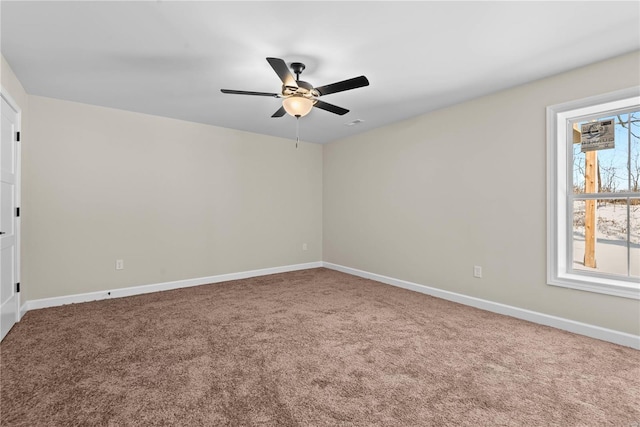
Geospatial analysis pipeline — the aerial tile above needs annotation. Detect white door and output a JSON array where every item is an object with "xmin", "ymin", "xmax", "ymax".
[{"xmin": 1, "ymin": 92, "xmax": 20, "ymax": 341}]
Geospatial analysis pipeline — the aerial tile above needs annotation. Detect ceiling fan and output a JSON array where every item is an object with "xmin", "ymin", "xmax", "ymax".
[{"xmin": 221, "ymin": 57, "xmax": 369, "ymax": 118}]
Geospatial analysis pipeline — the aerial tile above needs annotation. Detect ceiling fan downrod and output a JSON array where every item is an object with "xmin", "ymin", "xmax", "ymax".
[{"xmin": 290, "ymin": 62, "xmax": 305, "ymax": 82}]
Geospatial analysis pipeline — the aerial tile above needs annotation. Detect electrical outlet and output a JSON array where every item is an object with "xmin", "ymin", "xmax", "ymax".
[
  {"xmin": 473, "ymin": 265, "xmax": 482, "ymax": 278},
  {"xmin": 115, "ymin": 259, "xmax": 124, "ymax": 270},
  {"xmin": 302, "ymin": 243, "xmax": 308, "ymax": 251}
]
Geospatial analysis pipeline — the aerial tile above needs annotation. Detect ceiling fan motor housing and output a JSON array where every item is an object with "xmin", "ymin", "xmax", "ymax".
[{"xmin": 283, "ymin": 80, "xmax": 317, "ymax": 99}]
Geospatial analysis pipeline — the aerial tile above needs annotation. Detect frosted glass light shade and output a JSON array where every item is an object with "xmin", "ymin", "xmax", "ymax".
[{"xmin": 282, "ymin": 96, "xmax": 314, "ymax": 117}]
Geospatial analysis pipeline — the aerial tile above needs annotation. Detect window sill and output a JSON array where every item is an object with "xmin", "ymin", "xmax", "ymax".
[{"xmin": 549, "ymin": 273, "xmax": 640, "ymax": 299}]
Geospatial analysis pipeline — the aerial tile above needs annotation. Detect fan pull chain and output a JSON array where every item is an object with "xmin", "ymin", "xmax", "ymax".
[{"xmin": 296, "ymin": 116, "xmax": 300, "ymax": 149}]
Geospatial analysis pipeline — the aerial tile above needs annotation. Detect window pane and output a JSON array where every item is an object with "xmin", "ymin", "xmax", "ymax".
[
  {"xmin": 631, "ymin": 113, "xmax": 640, "ymax": 193},
  {"xmin": 599, "ymin": 114, "xmax": 627, "ymax": 192},
  {"xmin": 572, "ymin": 199, "xmax": 630, "ymax": 277},
  {"xmin": 631, "ymin": 200, "xmax": 639, "ymax": 278},
  {"xmin": 573, "ymin": 112, "xmax": 640, "ymax": 194},
  {"xmin": 572, "ymin": 145, "xmax": 585, "ymax": 194}
]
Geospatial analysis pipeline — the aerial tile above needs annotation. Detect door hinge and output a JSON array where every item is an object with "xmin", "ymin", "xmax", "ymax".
[
  {"xmin": 16, "ymin": 131, "xmax": 20, "ymax": 142},
  {"xmin": 16, "ymin": 282, "xmax": 20, "ymax": 293},
  {"xmin": 16, "ymin": 207, "xmax": 20, "ymax": 217}
]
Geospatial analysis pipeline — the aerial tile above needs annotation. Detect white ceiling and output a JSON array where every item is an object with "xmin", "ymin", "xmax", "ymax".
[{"xmin": 1, "ymin": 1, "xmax": 639, "ymax": 144}]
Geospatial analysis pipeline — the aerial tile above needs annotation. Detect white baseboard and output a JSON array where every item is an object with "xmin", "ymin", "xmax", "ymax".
[
  {"xmin": 19, "ymin": 302, "xmax": 28, "ymax": 320},
  {"xmin": 19, "ymin": 260, "xmax": 639, "ymax": 350},
  {"xmin": 24, "ymin": 262, "xmax": 323, "ymax": 312},
  {"xmin": 322, "ymin": 262, "xmax": 640, "ymax": 350}
]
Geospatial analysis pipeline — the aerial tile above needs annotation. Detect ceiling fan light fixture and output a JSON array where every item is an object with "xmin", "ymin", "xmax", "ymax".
[{"xmin": 282, "ymin": 95, "xmax": 314, "ymax": 117}]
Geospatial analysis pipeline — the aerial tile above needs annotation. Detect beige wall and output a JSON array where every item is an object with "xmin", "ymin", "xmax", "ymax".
[
  {"xmin": 4, "ymin": 51, "xmax": 639, "ymax": 335},
  {"xmin": 24, "ymin": 96, "xmax": 322, "ymax": 301},
  {"xmin": 324, "ymin": 51, "xmax": 640, "ymax": 335}
]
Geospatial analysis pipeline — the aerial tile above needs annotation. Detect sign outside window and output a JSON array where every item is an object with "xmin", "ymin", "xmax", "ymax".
[{"xmin": 580, "ymin": 119, "xmax": 615, "ymax": 152}]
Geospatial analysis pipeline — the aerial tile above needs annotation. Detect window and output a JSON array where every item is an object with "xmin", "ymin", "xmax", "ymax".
[{"xmin": 547, "ymin": 87, "xmax": 640, "ymax": 299}]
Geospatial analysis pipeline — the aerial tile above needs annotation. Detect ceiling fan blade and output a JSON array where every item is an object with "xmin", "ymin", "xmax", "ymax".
[
  {"xmin": 266, "ymin": 57, "xmax": 298, "ymax": 88},
  {"xmin": 313, "ymin": 100, "xmax": 349, "ymax": 116},
  {"xmin": 314, "ymin": 76, "xmax": 369, "ymax": 96},
  {"xmin": 221, "ymin": 89, "xmax": 279, "ymax": 97},
  {"xmin": 271, "ymin": 106, "xmax": 286, "ymax": 118}
]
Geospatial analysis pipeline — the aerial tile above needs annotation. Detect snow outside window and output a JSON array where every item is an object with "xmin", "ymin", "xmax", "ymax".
[{"xmin": 547, "ymin": 87, "xmax": 640, "ymax": 299}]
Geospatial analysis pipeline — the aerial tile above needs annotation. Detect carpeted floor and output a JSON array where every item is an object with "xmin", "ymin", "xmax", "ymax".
[{"xmin": 1, "ymin": 268, "xmax": 638, "ymax": 426}]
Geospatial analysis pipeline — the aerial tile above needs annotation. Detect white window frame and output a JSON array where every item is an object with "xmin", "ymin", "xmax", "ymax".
[{"xmin": 547, "ymin": 86, "xmax": 640, "ymax": 300}]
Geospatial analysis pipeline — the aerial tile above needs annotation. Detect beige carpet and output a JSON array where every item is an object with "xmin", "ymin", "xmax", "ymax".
[{"xmin": 1, "ymin": 268, "xmax": 638, "ymax": 426}]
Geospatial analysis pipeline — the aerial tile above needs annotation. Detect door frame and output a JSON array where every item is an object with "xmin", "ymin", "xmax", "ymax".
[{"xmin": 1, "ymin": 86, "xmax": 22, "ymax": 323}]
